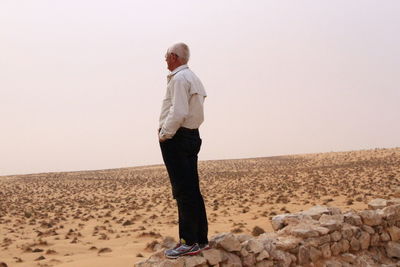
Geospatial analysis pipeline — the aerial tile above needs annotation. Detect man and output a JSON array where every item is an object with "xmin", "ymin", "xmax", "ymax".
[{"xmin": 158, "ymin": 42, "xmax": 208, "ymax": 259}]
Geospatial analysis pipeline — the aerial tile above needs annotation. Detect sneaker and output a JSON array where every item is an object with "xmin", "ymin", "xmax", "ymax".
[
  {"xmin": 199, "ymin": 243, "xmax": 210, "ymax": 251},
  {"xmin": 164, "ymin": 243, "xmax": 201, "ymax": 259}
]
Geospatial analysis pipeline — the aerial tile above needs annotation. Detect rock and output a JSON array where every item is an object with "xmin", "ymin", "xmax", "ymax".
[
  {"xmin": 330, "ymin": 242, "xmax": 342, "ymax": 256},
  {"xmin": 240, "ymin": 247, "xmax": 248, "ymax": 257},
  {"xmin": 304, "ymin": 235, "xmax": 331, "ymax": 247},
  {"xmin": 370, "ymin": 233, "xmax": 380, "ymax": 246},
  {"xmin": 339, "ymin": 238, "xmax": 350, "ymax": 253},
  {"xmin": 341, "ymin": 225, "xmax": 354, "ymax": 240},
  {"xmin": 302, "ymin": 206, "xmax": 332, "ymax": 220},
  {"xmin": 98, "ymin": 247, "xmax": 112, "ymax": 254},
  {"xmin": 243, "ymin": 239, "xmax": 264, "ymax": 254},
  {"xmin": 344, "ymin": 212, "xmax": 362, "ymax": 226},
  {"xmin": 202, "ymin": 249, "xmax": 222, "ymax": 265},
  {"xmin": 381, "ymin": 204, "xmax": 400, "ymax": 221},
  {"xmin": 184, "ymin": 255, "xmax": 206, "ymax": 267},
  {"xmin": 298, "ymin": 245, "xmax": 310, "ymax": 265},
  {"xmin": 387, "ymin": 226, "xmax": 400, "ymax": 241},
  {"xmin": 387, "ymin": 198, "xmax": 400, "ymax": 206},
  {"xmin": 0, "ymin": 263, "xmax": 7, "ymax": 267},
  {"xmin": 34, "ymin": 256, "xmax": 45, "ymax": 261},
  {"xmin": 274, "ymin": 236, "xmax": 301, "ymax": 250},
  {"xmin": 252, "ymin": 226, "xmax": 265, "ymax": 236},
  {"xmin": 210, "ymin": 233, "xmax": 241, "ymax": 252},
  {"xmin": 309, "ymin": 246, "xmax": 322, "ymax": 261},
  {"xmin": 386, "ymin": 241, "xmax": 400, "ymax": 259},
  {"xmin": 359, "ymin": 210, "xmax": 382, "ymax": 226},
  {"xmin": 323, "ymin": 260, "xmax": 343, "ymax": 267},
  {"xmin": 159, "ymin": 259, "xmax": 185, "ymax": 267},
  {"xmin": 285, "ymin": 223, "xmax": 328, "ymax": 238},
  {"xmin": 368, "ymin": 198, "xmax": 387, "ymax": 210},
  {"xmin": 256, "ymin": 250, "xmax": 270, "ymax": 261},
  {"xmin": 242, "ymin": 254, "xmax": 256, "ymax": 267},
  {"xmin": 161, "ymin": 236, "xmax": 176, "ymax": 249},
  {"xmin": 220, "ymin": 251, "xmax": 242, "ymax": 267},
  {"xmin": 236, "ymin": 234, "xmax": 253, "ymax": 243},
  {"xmin": 255, "ymin": 260, "xmax": 274, "ymax": 267},
  {"xmin": 319, "ymin": 214, "xmax": 344, "ymax": 232},
  {"xmin": 271, "ymin": 213, "xmax": 312, "ymax": 231},
  {"xmin": 330, "ymin": 231, "xmax": 342, "ymax": 242},
  {"xmin": 359, "ymin": 231, "xmax": 370, "ymax": 250},
  {"xmin": 380, "ymin": 231, "xmax": 391, "ymax": 242},
  {"xmin": 341, "ymin": 253, "xmax": 357, "ymax": 263},
  {"xmin": 350, "ymin": 237, "xmax": 360, "ymax": 251},
  {"xmin": 321, "ymin": 243, "xmax": 332, "ymax": 258},
  {"xmin": 361, "ymin": 225, "xmax": 375, "ymax": 234}
]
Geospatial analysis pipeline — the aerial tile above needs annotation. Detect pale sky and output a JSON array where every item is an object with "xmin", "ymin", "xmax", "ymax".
[{"xmin": 1, "ymin": 0, "xmax": 399, "ymax": 176}]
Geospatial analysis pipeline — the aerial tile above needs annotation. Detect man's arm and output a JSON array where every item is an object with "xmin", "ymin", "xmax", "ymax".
[{"xmin": 159, "ymin": 78, "xmax": 190, "ymax": 141}]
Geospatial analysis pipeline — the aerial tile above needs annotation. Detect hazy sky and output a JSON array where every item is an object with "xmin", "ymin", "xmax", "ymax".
[{"xmin": 1, "ymin": 1, "xmax": 399, "ymax": 176}]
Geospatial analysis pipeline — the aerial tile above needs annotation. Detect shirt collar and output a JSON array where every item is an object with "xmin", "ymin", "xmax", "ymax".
[{"xmin": 167, "ymin": 64, "xmax": 188, "ymax": 79}]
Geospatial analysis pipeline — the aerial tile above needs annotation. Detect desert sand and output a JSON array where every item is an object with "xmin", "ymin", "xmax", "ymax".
[{"xmin": 0, "ymin": 147, "xmax": 399, "ymax": 266}]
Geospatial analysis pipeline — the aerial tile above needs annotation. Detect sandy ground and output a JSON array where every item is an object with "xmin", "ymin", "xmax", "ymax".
[{"xmin": 0, "ymin": 147, "xmax": 399, "ymax": 266}]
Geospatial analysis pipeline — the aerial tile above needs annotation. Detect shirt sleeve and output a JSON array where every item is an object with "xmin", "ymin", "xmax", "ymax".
[{"xmin": 159, "ymin": 78, "xmax": 190, "ymax": 139}]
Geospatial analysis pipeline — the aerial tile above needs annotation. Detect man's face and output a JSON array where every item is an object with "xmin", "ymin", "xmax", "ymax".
[{"xmin": 165, "ymin": 52, "xmax": 179, "ymax": 71}]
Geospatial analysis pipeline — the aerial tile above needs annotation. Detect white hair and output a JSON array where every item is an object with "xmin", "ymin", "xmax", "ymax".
[{"xmin": 168, "ymin": 42, "xmax": 190, "ymax": 64}]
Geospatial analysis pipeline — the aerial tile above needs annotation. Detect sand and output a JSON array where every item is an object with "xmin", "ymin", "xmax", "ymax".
[{"xmin": 0, "ymin": 147, "xmax": 399, "ymax": 266}]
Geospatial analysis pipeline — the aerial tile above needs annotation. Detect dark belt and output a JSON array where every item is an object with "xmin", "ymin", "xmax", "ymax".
[{"xmin": 177, "ymin": 127, "xmax": 198, "ymax": 133}]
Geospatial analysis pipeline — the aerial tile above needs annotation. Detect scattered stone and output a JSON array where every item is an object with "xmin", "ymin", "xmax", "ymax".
[
  {"xmin": 34, "ymin": 256, "xmax": 45, "ymax": 261},
  {"xmin": 252, "ymin": 226, "xmax": 265, "ymax": 236},
  {"xmin": 98, "ymin": 247, "xmax": 112, "ymax": 254},
  {"xmin": 0, "ymin": 263, "xmax": 7, "ymax": 267}
]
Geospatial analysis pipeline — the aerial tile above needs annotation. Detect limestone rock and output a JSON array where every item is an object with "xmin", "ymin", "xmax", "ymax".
[
  {"xmin": 298, "ymin": 245, "xmax": 310, "ymax": 265},
  {"xmin": 309, "ymin": 246, "xmax": 322, "ymax": 262},
  {"xmin": 387, "ymin": 226, "xmax": 400, "ymax": 241},
  {"xmin": 359, "ymin": 210, "xmax": 382, "ymax": 226},
  {"xmin": 255, "ymin": 260, "xmax": 274, "ymax": 267},
  {"xmin": 243, "ymin": 239, "xmax": 264, "ymax": 254},
  {"xmin": 386, "ymin": 241, "xmax": 400, "ymax": 259},
  {"xmin": 330, "ymin": 231, "xmax": 342, "ymax": 242},
  {"xmin": 319, "ymin": 214, "xmax": 344, "ymax": 232},
  {"xmin": 221, "ymin": 251, "xmax": 242, "ymax": 267},
  {"xmin": 368, "ymin": 198, "xmax": 387, "ymax": 210},
  {"xmin": 202, "ymin": 249, "xmax": 222, "ymax": 265},
  {"xmin": 339, "ymin": 239, "xmax": 350, "ymax": 253},
  {"xmin": 302, "ymin": 206, "xmax": 333, "ymax": 220},
  {"xmin": 350, "ymin": 237, "xmax": 360, "ymax": 251},
  {"xmin": 274, "ymin": 236, "xmax": 301, "ymax": 250},
  {"xmin": 242, "ymin": 254, "xmax": 256, "ymax": 267},
  {"xmin": 256, "ymin": 250, "xmax": 270, "ymax": 261},
  {"xmin": 236, "ymin": 234, "xmax": 253, "ymax": 243},
  {"xmin": 341, "ymin": 253, "xmax": 357, "ymax": 263},
  {"xmin": 358, "ymin": 231, "xmax": 370, "ymax": 250},
  {"xmin": 380, "ymin": 231, "xmax": 391, "ymax": 242},
  {"xmin": 330, "ymin": 242, "xmax": 342, "ymax": 256},
  {"xmin": 344, "ymin": 212, "xmax": 362, "ymax": 226},
  {"xmin": 321, "ymin": 243, "xmax": 332, "ymax": 258},
  {"xmin": 0, "ymin": 263, "xmax": 7, "ymax": 267},
  {"xmin": 271, "ymin": 213, "xmax": 312, "ymax": 231},
  {"xmin": 184, "ymin": 255, "xmax": 206, "ymax": 267},
  {"xmin": 387, "ymin": 198, "xmax": 400, "ymax": 206},
  {"xmin": 211, "ymin": 233, "xmax": 241, "ymax": 252},
  {"xmin": 381, "ymin": 204, "xmax": 400, "ymax": 221}
]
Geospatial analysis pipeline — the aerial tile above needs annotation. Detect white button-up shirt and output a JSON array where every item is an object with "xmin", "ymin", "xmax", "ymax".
[{"xmin": 159, "ymin": 64, "xmax": 207, "ymax": 139}]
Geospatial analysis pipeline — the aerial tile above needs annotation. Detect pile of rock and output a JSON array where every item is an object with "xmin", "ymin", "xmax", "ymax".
[{"xmin": 135, "ymin": 198, "xmax": 400, "ymax": 266}]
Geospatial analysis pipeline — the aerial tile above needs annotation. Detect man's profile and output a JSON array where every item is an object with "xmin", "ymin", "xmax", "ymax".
[{"xmin": 158, "ymin": 42, "xmax": 209, "ymax": 258}]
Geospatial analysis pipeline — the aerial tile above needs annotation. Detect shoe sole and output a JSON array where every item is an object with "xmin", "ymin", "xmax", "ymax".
[{"xmin": 164, "ymin": 248, "xmax": 202, "ymax": 259}]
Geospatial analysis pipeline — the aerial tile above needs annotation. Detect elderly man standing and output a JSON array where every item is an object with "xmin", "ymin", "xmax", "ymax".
[{"xmin": 158, "ymin": 42, "xmax": 208, "ymax": 258}]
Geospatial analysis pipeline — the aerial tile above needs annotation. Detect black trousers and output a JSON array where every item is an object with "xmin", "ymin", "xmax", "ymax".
[{"xmin": 160, "ymin": 128, "xmax": 208, "ymax": 245}]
